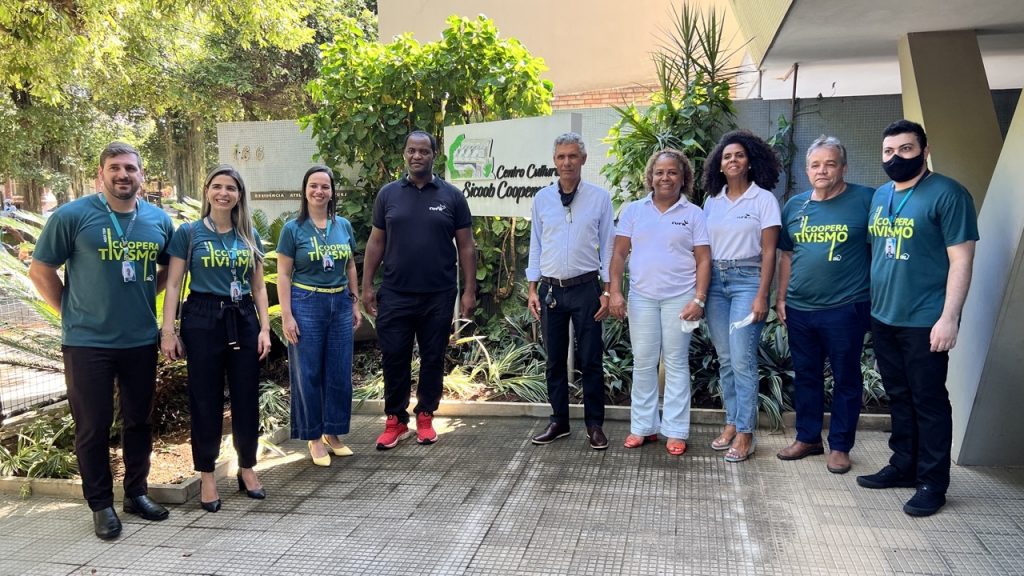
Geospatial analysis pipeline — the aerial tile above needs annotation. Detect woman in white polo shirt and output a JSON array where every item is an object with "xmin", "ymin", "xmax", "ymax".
[
  {"xmin": 700, "ymin": 130, "xmax": 782, "ymax": 463},
  {"xmin": 609, "ymin": 148, "xmax": 711, "ymax": 455}
]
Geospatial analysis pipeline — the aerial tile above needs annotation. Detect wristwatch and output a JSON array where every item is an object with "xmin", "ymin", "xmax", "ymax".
[
  {"xmin": 693, "ymin": 297, "xmax": 705, "ymax": 308},
  {"xmin": 601, "ymin": 291, "xmax": 611, "ymax": 298}
]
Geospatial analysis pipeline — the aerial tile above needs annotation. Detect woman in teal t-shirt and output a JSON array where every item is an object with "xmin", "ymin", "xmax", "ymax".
[
  {"xmin": 276, "ymin": 165, "xmax": 362, "ymax": 466},
  {"xmin": 160, "ymin": 165, "xmax": 272, "ymax": 512}
]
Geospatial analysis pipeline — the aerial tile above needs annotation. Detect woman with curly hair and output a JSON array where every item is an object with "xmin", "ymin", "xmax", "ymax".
[
  {"xmin": 609, "ymin": 149, "xmax": 710, "ymax": 455},
  {"xmin": 701, "ymin": 130, "xmax": 782, "ymax": 463}
]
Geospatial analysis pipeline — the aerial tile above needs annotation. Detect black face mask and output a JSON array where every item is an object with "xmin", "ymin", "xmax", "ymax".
[{"xmin": 883, "ymin": 152, "xmax": 926, "ymax": 182}]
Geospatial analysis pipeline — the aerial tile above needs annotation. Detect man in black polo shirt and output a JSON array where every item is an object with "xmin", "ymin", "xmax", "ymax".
[{"xmin": 363, "ymin": 130, "xmax": 477, "ymax": 450}]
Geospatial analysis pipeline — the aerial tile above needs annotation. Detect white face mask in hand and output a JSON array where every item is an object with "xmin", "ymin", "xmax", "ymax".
[
  {"xmin": 681, "ymin": 319, "xmax": 700, "ymax": 333},
  {"xmin": 729, "ymin": 313, "xmax": 755, "ymax": 334}
]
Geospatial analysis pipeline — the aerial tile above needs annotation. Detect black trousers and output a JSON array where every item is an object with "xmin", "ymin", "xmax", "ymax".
[
  {"xmin": 871, "ymin": 319, "xmax": 952, "ymax": 492},
  {"xmin": 63, "ymin": 344, "xmax": 157, "ymax": 511},
  {"xmin": 539, "ymin": 280, "xmax": 605, "ymax": 427},
  {"xmin": 376, "ymin": 286, "xmax": 457, "ymax": 424},
  {"xmin": 180, "ymin": 293, "xmax": 261, "ymax": 472}
]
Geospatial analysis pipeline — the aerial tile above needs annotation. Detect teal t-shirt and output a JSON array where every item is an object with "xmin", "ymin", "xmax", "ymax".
[
  {"xmin": 868, "ymin": 172, "xmax": 979, "ymax": 327},
  {"xmin": 779, "ymin": 183, "xmax": 873, "ymax": 311},
  {"xmin": 168, "ymin": 221, "xmax": 263, "ymax": 297},
  {"xmin": 33, "ymin": 194, "xmax": 174, "ymax": 348},
  {"xmin": 276, "ymin": 216, "xmax": 355, "ymax": 288}
]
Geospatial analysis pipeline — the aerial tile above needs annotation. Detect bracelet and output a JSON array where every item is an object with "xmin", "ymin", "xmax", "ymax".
[{"xmin": 160, "ymin": 331, "xmax": 177, "ymax": 338}]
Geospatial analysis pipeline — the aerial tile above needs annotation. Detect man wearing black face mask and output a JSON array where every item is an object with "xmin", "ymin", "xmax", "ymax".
[{"xmin": 858, "ymin": 120, "xmax": 979, "ymax": 517}]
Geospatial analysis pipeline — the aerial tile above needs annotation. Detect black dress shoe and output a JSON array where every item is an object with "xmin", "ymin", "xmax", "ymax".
[
  {"xmin": 531, "ymin": 422, "xmax": 570, "ymax": 445},
  {"xmin": 93, "ymin": 507, "xmax": 122, "ymax": 540},
  {"xmin": 238, "ymin": 474, "xmax": 266, "ymax": 500},
  {"xmin": 856, "ymin": 464, "xmax": 916, "ymax": 490},
  {"xmin": 586, "ymin": 425, "xmax": 609, "ymax": 450},
  {"xmin": 123, "ymin": 495, "xmax": 169, "ymax": 521},
  {"xmin": 200, "ymin": 499, "xmax": 222, "ymax": 513},
  {"xmin": 903, "ymin": 484, "xmax": 946, "ymax": 517}
]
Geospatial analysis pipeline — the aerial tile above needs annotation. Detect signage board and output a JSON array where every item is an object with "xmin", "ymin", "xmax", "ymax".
[{"xmin": 443, "ymin": 114, "xmax": 582, "ymax": 217}]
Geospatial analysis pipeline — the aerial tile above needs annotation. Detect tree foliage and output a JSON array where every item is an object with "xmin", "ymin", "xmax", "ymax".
[
  {"xmin": 601, "ymin": 2, "xmax": 744, "ymax": 208},
  {"xmin": 303, "ymin": 15, "xmax": 552, "ymax": 324},
  {"xmin": 0, "ymin": 0, "xmax": 375, "ymax": 205},
  {"xmin": 305, "ymin": 14, "xmax": 553, "ymax": 191}
]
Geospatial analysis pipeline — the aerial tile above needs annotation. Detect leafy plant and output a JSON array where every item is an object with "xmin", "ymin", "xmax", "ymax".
[
  {"xmin": 0, "ymin": 412, "xmax": 78, "ymax": 479},
  {"xmin": 257, "ymin": 380, "xmax": 290, "ymax": 433},
  {"xmin": 601, "ymin": 2, "xmax": 746, "ymax": 208}
]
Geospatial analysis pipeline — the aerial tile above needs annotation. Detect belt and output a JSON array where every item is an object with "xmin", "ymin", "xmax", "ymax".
[
  {"xmin": 185, "ymin": 291, "xmax": 253, "ymax": 350},
  {"xmin": 712, "ymin": 256, "xmax": 762, "ymax": 269},
  {"xmin": 293, "ymin": 282, "xmax": 347, "ymax": 294},
  {"xmin": 540, "ymin": 271, "xmax": 599, "ymax": 288}
]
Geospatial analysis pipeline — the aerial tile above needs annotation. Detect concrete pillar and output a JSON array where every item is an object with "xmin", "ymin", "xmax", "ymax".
[
  {"xmin": 948, "ymin": 95, "xmax": 1024, "ymax": 466},
  {"xmin": 897, "ymin": 30, "xmax": 1002, "ymax": 210}
]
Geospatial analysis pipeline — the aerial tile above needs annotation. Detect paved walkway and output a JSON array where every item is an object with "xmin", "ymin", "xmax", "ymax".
[{"xmin": 1, "ymin": 415, "xmax": 1022, "ymax": 575}]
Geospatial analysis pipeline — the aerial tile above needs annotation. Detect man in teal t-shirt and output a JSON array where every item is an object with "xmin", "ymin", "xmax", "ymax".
[
  {"xmin": 29, "ymin": 142, "xmax": 174, "ymax": 540},
  {"xmin": 856, "ymin": 120, "xmax": 979, "ymax": 518},
  {"xmin": 775, "ymin": 136, "xmax": 872, "ymax": 475}
]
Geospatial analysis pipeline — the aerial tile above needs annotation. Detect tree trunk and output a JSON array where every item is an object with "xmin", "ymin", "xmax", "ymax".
[
  {"xmin": 18, "ymin": 180, "xmax": 40, "ymax": 212},
  {"xmin": 160, "ymin": 117, "xmax": 180, "ymax": 201},
  {"xmin": 184, "ymin": 117, "xmax": 206, "ymax": 200}
]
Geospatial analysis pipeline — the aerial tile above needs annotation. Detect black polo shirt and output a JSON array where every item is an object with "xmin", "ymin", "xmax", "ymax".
[{"xmin": 372, "ymin": 174, "xmax": 472, "ymax": 292}]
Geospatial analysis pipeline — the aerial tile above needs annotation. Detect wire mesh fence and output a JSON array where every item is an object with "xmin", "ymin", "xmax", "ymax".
[{"xmin": 0, "ymin": 292, "xmax": 65, "ymax": 420}]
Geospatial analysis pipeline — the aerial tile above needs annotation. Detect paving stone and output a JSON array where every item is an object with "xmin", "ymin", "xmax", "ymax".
[{"xmin": 0, "ymin": 416, "xmax": 1021, "ymax": 575}]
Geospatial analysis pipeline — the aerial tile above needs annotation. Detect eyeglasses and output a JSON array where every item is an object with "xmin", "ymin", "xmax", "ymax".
[{"xmin": 564, "ymin": 206, "xmax": 572, "ymax": 224}]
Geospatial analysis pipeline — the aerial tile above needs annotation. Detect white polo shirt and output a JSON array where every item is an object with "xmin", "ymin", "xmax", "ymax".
[
  {"xmin": 616, "ymin": 194, "xmax": 709, "ymax": 300},
  {"xmin": 702, "ymin": 183, "xmax": 781, "ymax": 260}
]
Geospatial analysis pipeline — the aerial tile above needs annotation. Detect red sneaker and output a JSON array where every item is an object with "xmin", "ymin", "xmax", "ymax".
[
  {"xmin": 416, "ymin": 412, "xmax": 438, "ymax": 445},
  {"xmin": 375, "ymin": 415, "xmax": 411, "ymax": 450}
]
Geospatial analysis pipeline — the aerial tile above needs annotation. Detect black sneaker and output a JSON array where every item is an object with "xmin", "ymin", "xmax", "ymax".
[
  {"xmin": 856, "ymin": 464, "xmax": 916, "ymax": 489},
  {"xmin": 904, "ymin": 485, "xmax": 946, "ymax": 517}
]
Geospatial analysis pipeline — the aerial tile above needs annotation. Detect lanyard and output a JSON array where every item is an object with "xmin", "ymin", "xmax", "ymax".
[
  {"xmin": 310, "ymin": 217, "xmax": 334, "ymax": 246},
  {"xmin": 886, "ymin": 171, "xmax": 929, "ymax": 225},
  {"xmin": 98, "ymin": 193, "xmax": 137, "ymax": 261},
  {"xmin": 207, "ymin": 217, "xmax": 239, "ymax": 281}
]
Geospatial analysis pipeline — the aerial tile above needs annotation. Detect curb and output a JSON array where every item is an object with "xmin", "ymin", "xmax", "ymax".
[
  {"xmin": 352, "ymin": 399, "xmax": 892, "ymax": 431},
  {"xmin": 0, "ymin": 426, "xmax": 290, "ymax": 504}
]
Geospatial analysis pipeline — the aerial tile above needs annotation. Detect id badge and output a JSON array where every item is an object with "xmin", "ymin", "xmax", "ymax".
[
  {"xmin": 884, "ymin": 238, "xmax": 897, "ymax": 259},
  {"xmin": 322, "ymin": 253, "xmax": 335, "ymax": 272},
  {"xmin": 229, "ymin": 281, "xmax": 242, "ymax": 302},
  {"xmin": 121, "ymin": 260, "xmax": 136, "ymax": 283}
]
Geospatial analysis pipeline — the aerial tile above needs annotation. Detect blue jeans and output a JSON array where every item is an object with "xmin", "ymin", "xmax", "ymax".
[
  {"xmin": 288, "ymin": 286, "xmax": 353, "ymax": 440},
  {"xmin": 627, "ymin": 292, "xmax": 694, "ymax": 439},
  {"xmin": 706, "ymin": 266, "xmax": 764, "ymax": 433},
  {"xmin": 787, "ymin": 302, "xmax": 870, "ymax": 452}
]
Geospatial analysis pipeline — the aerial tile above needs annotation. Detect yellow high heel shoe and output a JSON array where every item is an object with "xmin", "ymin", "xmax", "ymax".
[
  {"xmin": 322, "ymin": 435, "xmax": 353, "ymax": 457},
  {"xmin": 308, "ymin": 440, "xmax": 331, "ymax": 467}
]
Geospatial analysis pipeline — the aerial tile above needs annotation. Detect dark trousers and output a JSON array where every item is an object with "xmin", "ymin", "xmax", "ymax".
[
  {"xmin": 63, "ymin": 344, "xmax": 157, "ymax": 511},
  {"xmin": 787, "ymin": 302, "xmax": 870, "ymax": 452},
  {"xmin": 539, "ymin": 280, "xmax": 605, "ymax": 427},
  {"xmin": 180, "ymin": 293, "xmax": 261, "ymax": 472},
  {"xmin": 871, "ymin": 319, "xmax": 952, "ymax": 492},
  {"xmin": 376, "ymin": 286, "xmax": 457, "ymax": 424}
]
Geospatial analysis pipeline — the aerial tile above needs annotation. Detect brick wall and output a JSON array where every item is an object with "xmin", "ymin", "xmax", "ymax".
[{"xmin": 552, "ymin": 85, "xmax": 657, "ymax": 110}]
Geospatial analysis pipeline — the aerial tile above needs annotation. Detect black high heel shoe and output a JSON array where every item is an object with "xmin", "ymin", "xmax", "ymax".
[
  {"xmin": 199, "ymin": 474, "xmax": 221, "ymax": 512},
  {"xmin": 237, "ymin": 474, "xmax": 266, "ymax": 500}
]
